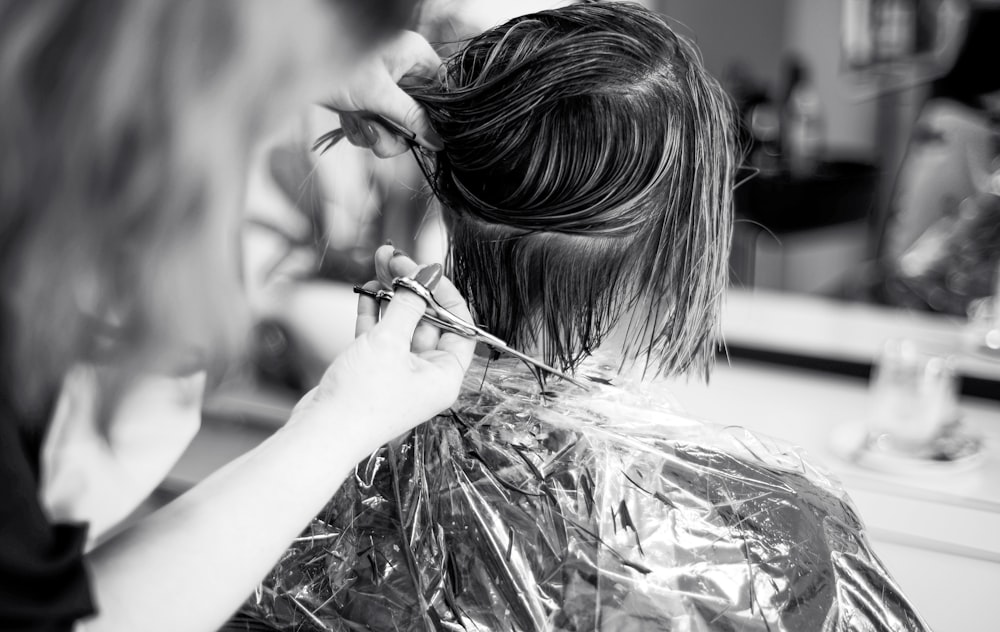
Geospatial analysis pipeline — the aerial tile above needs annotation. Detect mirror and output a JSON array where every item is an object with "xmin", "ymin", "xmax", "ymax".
[{"xmin": 658, "ymin": 0, "xmax": 1000, "ymax": 322}]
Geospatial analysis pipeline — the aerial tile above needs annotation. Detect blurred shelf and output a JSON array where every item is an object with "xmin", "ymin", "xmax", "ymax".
[
  {"xmin": 734, "ymin": 159, "xmax": 878, "ymax": 232},
  {"xmin": 722, "ymin": 288, "xmax": 1000, "ymax": 397}
]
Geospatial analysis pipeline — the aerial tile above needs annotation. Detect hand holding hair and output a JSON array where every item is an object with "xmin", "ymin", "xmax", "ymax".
[{"xmin": 329, "ymin": 31, "xmax": 445, "ymax": 157}]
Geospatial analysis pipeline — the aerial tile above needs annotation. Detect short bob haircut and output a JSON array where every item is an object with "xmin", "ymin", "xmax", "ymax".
[
  {"xmin": 407, "ymin": 2, "xmax": 738, "ymax": 378},
  {"xmin": 0, "ymin": 0, "xmax": 414, "ymax": 422}
]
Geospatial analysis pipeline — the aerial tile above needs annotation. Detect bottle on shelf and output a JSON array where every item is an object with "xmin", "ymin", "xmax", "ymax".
[{"xmin": 779, "ymin": 55, "xmax": 825, "ymax": 178}]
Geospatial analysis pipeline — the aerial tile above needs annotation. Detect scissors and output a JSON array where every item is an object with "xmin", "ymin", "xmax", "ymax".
[
  {"xmin": 313, "ymin": 106, "xmax": 425, "ymax": 154},
  {"xmin": 353, "ymin": 270, "xmax": 589, "ymax": 390}
]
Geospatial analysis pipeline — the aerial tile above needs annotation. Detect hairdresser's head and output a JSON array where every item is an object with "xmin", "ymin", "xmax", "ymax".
[
  {"xmin": 0, "ymin": 0, "xmax": 413, "ymax": 416},
  {"xmin": 411, "ymin": 1, "xmax": 737, "ymax": 378}
]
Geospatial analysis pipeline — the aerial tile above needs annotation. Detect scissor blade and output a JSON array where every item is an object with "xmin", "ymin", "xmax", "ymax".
[
  {"xmin": 482, "ymin": 338, "xmax": 589, "ymax": 390},
  {"xmin": 355, "ymin": 284, "xmax": 589, "ymax": 391}
]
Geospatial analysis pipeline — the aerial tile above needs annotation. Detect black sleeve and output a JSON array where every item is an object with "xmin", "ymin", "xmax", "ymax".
[{"xmin": 1, "ymin": 411, "xmax": 95, "ymax": 631}]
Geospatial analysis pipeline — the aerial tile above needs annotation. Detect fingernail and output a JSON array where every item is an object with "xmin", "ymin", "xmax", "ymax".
[
  {"xmin": 422, "ymin": 128, "xmax": 444, "ymax": 152},
  {"xmin": 414, "ymin": 263, "xmax": 443, "ymax": 290},
  {"xmin": 383, "ymin": 238, "xmax": 394, "ymax": 246},
  {"xmin": 362, "ymin": 123, "xmax": 379, "ymax": 146},
  {"xmin": 392, "ymin": 248, "xmax": 408, "ymax": 258}
]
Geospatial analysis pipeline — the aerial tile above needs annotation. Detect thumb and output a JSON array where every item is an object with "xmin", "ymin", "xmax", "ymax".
[
  {"xmin": 370, "ymin": 80, "xmax": 443, "ymax": 151},
  {"xmin": 377, "ymin": 264, "xmax": 440, "ymax": 341}
]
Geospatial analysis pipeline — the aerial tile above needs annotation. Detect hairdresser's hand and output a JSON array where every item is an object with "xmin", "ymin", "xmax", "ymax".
[
  {"xmin": 293, "ymin": 246, "xmax": 473, "ymax": 456},
  {"xmin": 329, "ymin": 31, "xmax": 444, "ymax": 157}
]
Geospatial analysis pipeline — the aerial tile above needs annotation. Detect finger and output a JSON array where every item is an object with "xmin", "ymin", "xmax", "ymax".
[
  {"xmin": 423, "ymin": 271, "xmax": 475, "ymax": 371},
  {"xmin": 375, "ymin": 250, "xmax": 458, "ymax": 353},
  {"xmin": 366, "ymin": 121, "xmax": 412, "ymax": 158},
  {"xmin": 374, "ymin": 244, "xmax": 404, "ymax": 289},
  {"xmin": 392, "ymin": 258, "xmax": 470, "ymax": 326},
  {"xmin": 378, "ymin": 271, "xmax": 434, "ymax": 338},
  {"xmin": 385, "ymin": 249, "xmax": 438, "ymax": 281},
  {"xmin": 382, "ymin": 249, "xmax": 470, "ymax": 337},
  {"xmin": 374, "ymin": 244, "xmax": 425, "ymax": 289},
  {"xmin": 357, "ymin": 74, "xmax": 443, "ymax": 151},
  {"xmin": 432, "ymin": 321, "xmax": 475, "ymax": 374},
  {"xmin": 340, "ymin": 113, "xmax": 376, "ymax": 148},
  {"xmin": 419, "ymin": 346, "xmax": 473, "ymax": 387},
  {"xmin": 411, "ymin": 319, "xmax": 441, "ymax": 354},
  {"xmin": 434, "ymin": 327, "xmax": 475, "ymax": 374},
  {"xmin": 383, "ymin": 32, "xmax": 443, "ymax": 82},
  {"xmin": 384, "ymin": 255, "xmax": 475, "ymax": 370},
  {"xmin": 355, "ymin": 280, "xmax": 382, "ymax": 337}
]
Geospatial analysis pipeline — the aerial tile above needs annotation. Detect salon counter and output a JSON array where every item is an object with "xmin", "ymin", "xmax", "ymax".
[
  {"xmin": 721, "ymin": 287, "xmax": 1000, "ymax": 389},
  {"xmin": 162, "ymin": 289, "xmax": 1000, "ymax": 632}
]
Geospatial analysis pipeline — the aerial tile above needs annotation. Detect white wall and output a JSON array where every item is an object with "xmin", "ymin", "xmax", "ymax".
[
  {"xmin": 785, "ymin": 0, "xmax": 879, "ymax": 156},
  {"xmin": 658, "ymin": 0, "xmax": 788, "ymax": 88},
  {"xmin": 657, "ymin": 0, "xmax": 878, "ymax": 158}
]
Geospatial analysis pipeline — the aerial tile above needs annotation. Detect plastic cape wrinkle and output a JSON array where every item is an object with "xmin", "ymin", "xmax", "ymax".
[{"xmin": 243, "ymin": 352, "xmax": 930, "ymax": 632}]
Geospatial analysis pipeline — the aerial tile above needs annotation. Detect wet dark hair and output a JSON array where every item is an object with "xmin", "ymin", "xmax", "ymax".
[{"xmin": 407, "ymin": 2, "xmax": 738, "ymax": 378}]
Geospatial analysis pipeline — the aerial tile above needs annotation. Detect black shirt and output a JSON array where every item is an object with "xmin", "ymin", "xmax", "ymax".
[{"xmin": 1, "ymin": 392, "xmax": 95, "ymax": 630}]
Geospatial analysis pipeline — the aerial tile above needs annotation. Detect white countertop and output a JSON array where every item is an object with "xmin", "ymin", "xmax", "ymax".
[{"xmin": 723, "ymin": 288, "xmax": 1000, "ymax": 382}]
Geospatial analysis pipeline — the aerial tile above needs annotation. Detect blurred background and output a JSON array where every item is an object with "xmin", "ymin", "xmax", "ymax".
[
  {"xmin": 683, "ymin": 0, "xmax": 1000, "ymax": 310},
  {"xmin": 160, "ymin": 2, "xmax": 1000, "ymax": 630},
  {"xmin": 242, "ymin": 0, "xmax": 1000, "ymax": 390}
]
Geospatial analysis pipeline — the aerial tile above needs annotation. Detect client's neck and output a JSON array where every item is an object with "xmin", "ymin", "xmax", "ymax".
[{"xmin": 480, "ymin": 306, "xmax": 649, "ymax": 376}]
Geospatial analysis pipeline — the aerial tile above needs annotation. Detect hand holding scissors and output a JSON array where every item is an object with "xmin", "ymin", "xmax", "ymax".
[{"xmin": 355, "ymin": 264, "xmax": 589, "ymax": 391}]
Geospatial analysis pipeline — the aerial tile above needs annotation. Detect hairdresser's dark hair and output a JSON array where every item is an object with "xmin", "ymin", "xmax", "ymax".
[{"xmin": 408, "ymin": 2, "xmax": 737, "ymax": 378}]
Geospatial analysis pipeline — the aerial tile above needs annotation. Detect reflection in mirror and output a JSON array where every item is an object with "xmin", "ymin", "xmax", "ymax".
[{"xmin": 668, "ymin": 0, "xmax": 999, "ymax": 324}]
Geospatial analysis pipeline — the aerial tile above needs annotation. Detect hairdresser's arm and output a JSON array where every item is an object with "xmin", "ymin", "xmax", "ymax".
[
  {"xmin": 329, "ymin": 30, "xmax": 444, "ymax": 156},
  {"xmin": 83, "ymin": 249, "xmax": 472, "ymax": 632}
]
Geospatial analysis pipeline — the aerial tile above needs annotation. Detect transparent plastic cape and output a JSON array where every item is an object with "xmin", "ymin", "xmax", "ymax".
[{"xmin": 242, "ymin": 354, "xmax": 929, "ymax": 631}]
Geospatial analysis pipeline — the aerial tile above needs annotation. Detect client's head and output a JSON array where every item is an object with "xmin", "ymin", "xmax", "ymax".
[{"xmin": 409, "ymin": 1, "xmax": 738, "ymax": 379}]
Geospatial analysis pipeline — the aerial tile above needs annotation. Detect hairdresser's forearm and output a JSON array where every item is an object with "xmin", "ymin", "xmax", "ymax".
[{"xmin": 84, "ymin": 400, "xmax": 367, "ymax": 632}]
